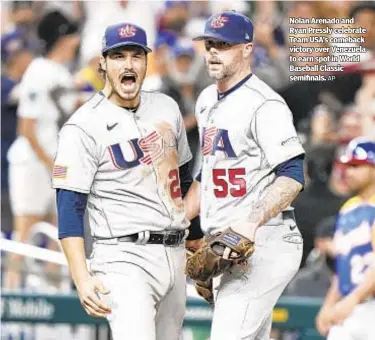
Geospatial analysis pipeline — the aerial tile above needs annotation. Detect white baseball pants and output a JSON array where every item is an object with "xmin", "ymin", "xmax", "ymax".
[
  {"xmin": 89, "ymin": 241, "xmax": 186, "ymax": 340},
  {"xmin": 210, "ymin": 223, "xmax": 303, "ymax": 340},
  {"xmin": 9, "ymin": 161, "xmax": 56, "ymax": 216}
]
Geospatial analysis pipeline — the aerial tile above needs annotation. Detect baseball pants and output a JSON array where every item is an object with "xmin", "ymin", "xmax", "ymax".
[
  {"xmin": 210, "ymin": 222, "xmax": 303, "ymax": 340},
  {"xmin": 8, "ymin": 161, "xmax": 56, "ymax": 216},
  {"xmin": 89, "ymin": 240, "xmax": 186, "ymax": 340},
  {"xmin": 327, "ymin": 299, "xmax": 375, "ymax": 340}
]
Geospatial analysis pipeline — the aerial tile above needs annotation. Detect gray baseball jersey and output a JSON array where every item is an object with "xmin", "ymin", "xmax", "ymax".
[
  {"xmin": 195, "ymin": 74, "xmax": 305, "ymax": 234},
  {"xmin": 52, "ymin": 91, "xmax": 192, "ymax": 238}
]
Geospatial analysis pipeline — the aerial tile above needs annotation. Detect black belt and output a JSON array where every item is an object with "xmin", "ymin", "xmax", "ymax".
[{"xmin": 116, "ymin": 230, "xmax": 186, "ymax": 247}]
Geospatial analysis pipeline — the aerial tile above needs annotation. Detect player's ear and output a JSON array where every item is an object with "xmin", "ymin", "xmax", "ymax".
[
  {"xmin": 100, "ymin": 55, "xmax": 107, "ymax": 72},
  {"xmin": 243, "ymin": 43, "xmax": 253, "ymax": 59}
]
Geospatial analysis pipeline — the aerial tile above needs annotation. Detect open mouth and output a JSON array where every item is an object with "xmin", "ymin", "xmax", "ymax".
[
  {"xmin": 121, "ymin": 74, "xmax": 137, "ymax": 85},
  {"xmin": 209, "ymin": 60, "xmax": 221, "ymax": 65}
]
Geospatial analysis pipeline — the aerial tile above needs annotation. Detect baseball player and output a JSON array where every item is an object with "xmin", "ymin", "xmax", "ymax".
[
  {"xmin": 5, "ymin": 11, "xmax": 80, "ymax": 290},
  {"xmin": 316, "ymin": 137, "xmax": 375, "ymax": 340},
  {"xmin": 183, "ymin": 11, "xmax": 306, "ymax": 340},
  {"xmin": 52, "ymin": 22, "xmax": 201, "ymax": 340}
]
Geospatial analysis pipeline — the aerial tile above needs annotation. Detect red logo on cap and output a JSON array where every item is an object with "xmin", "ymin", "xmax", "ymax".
[
  {"xmin": 211, "ymin": 15, "xmax": 228, "ymax": 28},
  {"xmin": 118, "ymin": 25, "xmax": 137, "ymax": 38}
]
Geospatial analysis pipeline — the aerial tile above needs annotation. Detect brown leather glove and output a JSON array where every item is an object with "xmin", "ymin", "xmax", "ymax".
[
  {"xmin": 195, "ymin": 279, "xmax": 214, "ymax": 305},
  {"xmin": 186, "ymin": 227, "xmax": 255, "ymax": 282},
  {"xmin": 186, "ymin": 247, "xmax": 214, "ymax": 305}
]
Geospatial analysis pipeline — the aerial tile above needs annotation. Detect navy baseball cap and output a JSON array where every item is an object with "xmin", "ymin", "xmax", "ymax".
[
  {"xmin": 172, "ymin": 39, "xmax": 195, "ymax": 57},
  {"xmin": 1, "ymin": 29, "xmax": 29, "ymax": 63},
  {"xmin": 165, "ymin": 0, "xmax": 189, "ymax": 9},
  {"xmin": 102, "ymin": 23, "xmax": 152, "ymax": 55},
  {"xmin": 193, "ymin": 11, "xmax": 254, "ymax": 44}
]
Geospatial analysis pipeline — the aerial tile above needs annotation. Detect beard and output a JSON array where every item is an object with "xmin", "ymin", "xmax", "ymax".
[
  {"xmin": 206, "ymin": 55, "xmax": 240, "ymax": 81},
  {"xmin": 207, "ymin": 63, "xmax": 226, "ymax": 80}
]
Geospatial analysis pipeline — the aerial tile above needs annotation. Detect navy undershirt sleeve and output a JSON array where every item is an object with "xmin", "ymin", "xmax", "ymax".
[
  {"xmin": 274, "ymin": 154, "xmax": 305, "ymax": 186},
  {"xmin": 56, "ymin": 189, "xmax": 88, "ymax": 239},
  {"xmin": 179, "ymin": 163, "xmax": 204, "ymax": 240},
  {"xmin": 179, "ymin": 162, "xmax": 193, "ymax": 198}
]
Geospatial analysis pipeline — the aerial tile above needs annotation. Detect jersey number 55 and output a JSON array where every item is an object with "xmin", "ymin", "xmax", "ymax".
[{"xmin": 212, "ymin": 168, "xmax": 247, "ymax": 198}]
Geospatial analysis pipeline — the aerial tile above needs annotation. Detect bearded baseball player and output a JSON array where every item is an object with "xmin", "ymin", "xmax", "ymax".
[
  {"xmin": 316, "ymin": 138, "xmax": 375, "ymax": 340},
  {"xmin": 183, "ymin": 11, "xmax": 305, "ymax": 340},
  {"xmin": 52, "ymin": 23, "xmax": 201, "ymax": 340}
]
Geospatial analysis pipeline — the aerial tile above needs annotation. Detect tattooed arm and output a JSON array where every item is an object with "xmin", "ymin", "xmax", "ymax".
[
  {"xmin": 232, "ymin": 176, "xmax": 303, "ymax": 240},
  {"xmin": 249, "ymin": 176, "xmax": 302, "ymax": 226},
  {"xmin": 241, "ymin": 99, "xmax": 306, "ymax": 241}
]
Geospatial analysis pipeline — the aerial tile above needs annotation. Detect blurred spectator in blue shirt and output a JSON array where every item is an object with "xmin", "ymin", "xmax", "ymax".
[
  {"xmin": 159, "ymin": 38, "xmax": 204, "ymax": 170},
  {"xmin": 1, "ymin": 29, "xmax": 34, "ymax": 191},
  {"xmin": 4, "ymin": 1, "xmax": 43, "ymax": 54},
  {"xmin": 252, "ymin": 22, "xmax": 289, "ymax": 92},
  {"xmin": 158, "ymin": 1, "xmax": 190, "ymax": 40}
]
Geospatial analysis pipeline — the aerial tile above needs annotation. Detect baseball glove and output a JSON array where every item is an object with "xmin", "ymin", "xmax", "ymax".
[
  {"xmin": 186, "ymin": 228, "xmax": 255, "ymax": 282},
  {"xmin": 186, "ymin": 247, "xmax": 214, "ymax": 305},
  {"xmin": 195, "ymin": 279, "xmax": 214, "ymax": 305}
]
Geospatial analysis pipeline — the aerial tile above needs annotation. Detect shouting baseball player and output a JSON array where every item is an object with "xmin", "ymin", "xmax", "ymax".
[
  {"xmin": 316, "ymin": 138, "xmax": 375, "ymax": 340},
  {"xmin": 53, "ymin": 23, "xmax": 201, "ymax": 340},
  {"xmin": 183, "ymin": 11, "xmax": 305, "ymax": 340}
]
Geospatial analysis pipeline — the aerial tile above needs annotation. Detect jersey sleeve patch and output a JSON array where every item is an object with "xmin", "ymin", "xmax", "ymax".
[
  {"xmin": 52, "ymin": 124, "xmax": 98, "ymax": 193},
  {"xmin": 52, "ymin": 165, "xmax": 68, "ymax": 179}
]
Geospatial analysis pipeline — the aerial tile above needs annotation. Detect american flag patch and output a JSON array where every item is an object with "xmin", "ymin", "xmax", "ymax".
[{"xmin": 52, "ymin": 165, "xmax": 68, "ymax": 179}]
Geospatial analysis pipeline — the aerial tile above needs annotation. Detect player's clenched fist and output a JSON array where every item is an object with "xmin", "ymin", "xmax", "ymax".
[
  {"xmin": 76, "ymin": 276, "xmax": 112, "ymax": 318},
  {"xmin": 330, "ymin": 294, "xmax": 359, "ymax": 325},
  {"xmin": 315, "ymin": 306, "xmax": 334, "ymax": 336}
]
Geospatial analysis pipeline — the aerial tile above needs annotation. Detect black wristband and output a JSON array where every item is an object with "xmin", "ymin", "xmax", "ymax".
[
  {"xmin": 179, "ymin": 162, "xmax": 193, "ymax": 198},
  {"xmin": 186, "ymin": 215, "xmax": 204, "ymax": 240}
]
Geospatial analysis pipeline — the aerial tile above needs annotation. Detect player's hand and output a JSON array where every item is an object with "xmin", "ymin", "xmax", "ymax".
[
  {"xmin": 315, "ymin": 305, "xmax": 334, "ymax": 336},
  {"xmin": 330, "ymin": 294, "xmax": 358, "ymax": 325},
  {"xmin": 185, "ymin": 238, "xmax": 204, "ymax": 251},
  {"xmin": 76, "ymin": 276, "xmax": 112, "ymax": 318}
]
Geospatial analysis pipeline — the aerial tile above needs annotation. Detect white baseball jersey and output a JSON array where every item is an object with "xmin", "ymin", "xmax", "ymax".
[
  {"xmin": 195, "ymin": 74, "xmax": 305, "ymax": 234},
  {"xmin": 7, "ymin": 57, "xmax": 76, "ymax": 164},
  {"xmin": 52, "ymin": 91, "xmax": 192, "ymax": 238}
]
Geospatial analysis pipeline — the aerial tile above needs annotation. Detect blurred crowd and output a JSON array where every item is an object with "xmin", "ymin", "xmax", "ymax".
[{"xmin": 1, "ymin": 0, "xmax": 375, "ymax": 297}]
